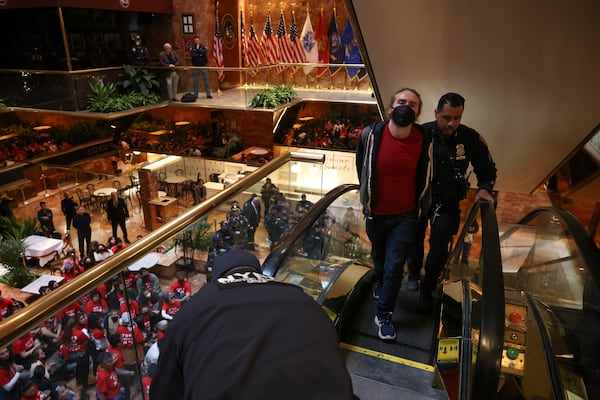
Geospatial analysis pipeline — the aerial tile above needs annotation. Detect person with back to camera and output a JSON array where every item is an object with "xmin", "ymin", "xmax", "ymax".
[
  {"xmin": 406, "ymin": 92, "xmax": 497, "ymax": 312},
  {"xmin": 60, "ymin": 191, "xmax": 77, "ymax": 232},
  {"xmin": 356, "ymin": 88, "xmax": 431, "ymax": 341},
  {"xmin": 189, "ymin": 36, "xmax": 212, "ymax": 99},
  {"xmin": 150, "ymin": 250, "xmax": 357, "ymax": 400}
]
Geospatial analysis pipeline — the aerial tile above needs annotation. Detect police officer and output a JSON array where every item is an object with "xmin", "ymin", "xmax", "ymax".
[
  {"xmin": 131, "ymin": 35, "xmax": 149, "ymax": 66},
  {"xmin": 410, "ymin": 92, "xmax": 496, "ymax": 311}
]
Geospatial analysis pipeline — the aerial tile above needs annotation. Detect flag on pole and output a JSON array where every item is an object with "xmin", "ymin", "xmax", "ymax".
[
  {"xmin": 213, "ymin": 8, "xmax": 224, "ymax": 81},
  {"xmin": 300, "ymin": 10, "xmax": 317, "ymax": 74},
  {"xmin": 341, "ymin": 20, "xmax": 365, "ymax": 80},
  {"xmin": 315, "ymin": 10, "xmax": 329, "ymax": 77},
  {"xmin": 247, "ymin": 12, "xmax": 262, "ymax": 68},
  {"xmin": 275, "ymin": 10, "xmax": 288, "ymax": 74},
  {"xmin": 260, "ymin": 11, "xmax": 279, "ymax": 67},
  {"xmin": 288, "ymin": 10, "xmax": 306, "ymax": 74},
  {"xmin": 240, "ymin": 9, "xmax": 249, "ymax": 67},
  {"xmin": 328, "ymin": 10, "xmax": 344, "ymax": 75}
]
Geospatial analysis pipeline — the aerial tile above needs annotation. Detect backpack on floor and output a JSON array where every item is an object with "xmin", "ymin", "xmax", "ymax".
[{"xmin": 181, "ymin": 92, "xmax": 197, "ymax": 102}]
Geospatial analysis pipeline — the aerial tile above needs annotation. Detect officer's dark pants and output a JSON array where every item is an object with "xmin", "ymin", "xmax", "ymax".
[
  {"xmin": 366, "ymin": 211, "xmax": 418, "ymax": 315},
  {"xmin": 421, "ymin": 205, "xmax": 460, "ymax": 294}
]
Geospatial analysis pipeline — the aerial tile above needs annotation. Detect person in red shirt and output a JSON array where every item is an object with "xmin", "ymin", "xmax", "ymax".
[
  {"xmin": 0, "ymin": 291, "xmax": 15, "ymax": 320},
  {"xmin": 95, "ymin": 352, "xmax": 121, "ymax": 400},
  {"xmin": 55, "ymin": 301, "xmax": 81, "ymax": 326},
  {"xmin": 160, "ymin": 293, "xmax": 180, "ymax": 321},
  {"xmin": 12, "ymin": 332, "xmax": 39, "ymax": 369},
  {"xmin": 0, "ymin": 346, "xmax": 25, "ymax": 399},
  {"xmin": 58, "ymin": 313, "xmax": 90, "ymax": 399},
  {"xmin": 120, "ymin": 297, "xmax": 139, "ymax": 322},
  {"xmin": 18, "ymin": 379, "xmax": 49, "ymax": 400},
  {"xmin": 84, "ymin": 291, "xmax": 108, "ymax": 316},
  {"xmin": 168, "ymin": 271, "xmax": 192, "ymax": 304},
  {"xmin": 106, "ymin": 334, "xmax": 134, "ymax": 399},
  {"xmin": 115, "ymin": 312, "xmax": 144, "ymax": 372}
]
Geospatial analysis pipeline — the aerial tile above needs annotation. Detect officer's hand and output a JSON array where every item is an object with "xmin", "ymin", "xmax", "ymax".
[{"xmin": 475, "ymin": 189, "xmax": 495, "ymax": 203}]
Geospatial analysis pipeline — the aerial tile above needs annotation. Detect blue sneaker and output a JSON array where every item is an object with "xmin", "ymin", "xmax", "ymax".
[
  {"xmin": 374, "ymin": 312, "xmax": 396, "ymax": 340},
  {"xmin": 373, "ymin": 284, "xmax": 382, "ymax": 300}
]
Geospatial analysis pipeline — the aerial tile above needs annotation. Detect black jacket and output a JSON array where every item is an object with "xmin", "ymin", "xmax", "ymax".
[
  {"xmin": 106, "ymin": 197, "xmax": 129, "ymax": 222},
  {"xmin": 422, "ymin": 121, "xmax": 496, "ymax": 204},
  {"xmin": 356, "ymin": 120, "xmax": 431, "ymax": 219},
  {"xmin": 150, "ymin": 273, "xmax": 355, "ymax": 399},
  {"xmin": 190, "ymin": 44, "xmax": 208, "ymax": 66}
]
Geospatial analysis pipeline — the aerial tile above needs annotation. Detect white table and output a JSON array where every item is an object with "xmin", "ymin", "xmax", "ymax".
[
  {"xmin": 127, "ymin": 253, "xmax": 159, "ymax": 272},
  {"xmin": 24, "ymin": 235, "xmax": 64, "ymax": 267},
  {"xmin": 20, "ymin": 274, "xmax": 64, "ymax": 295},
  {"xmin": 93, "ymin": 188, "xmax": 117, "ymax": 212}
]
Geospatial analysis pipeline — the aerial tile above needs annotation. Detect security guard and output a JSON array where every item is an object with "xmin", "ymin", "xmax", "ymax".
[{"xmin": 411, "ymin": 92, "xmax": 497, "ymax": 311}]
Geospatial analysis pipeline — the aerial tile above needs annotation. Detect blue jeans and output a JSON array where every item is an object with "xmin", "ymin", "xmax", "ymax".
[
  {"xmin": 192, "ymin": 68, "xmax": 211, "ymax": 97},
  {"xmin": 366, "ymin": 211, "xmax": 418, "ymax": 314}
]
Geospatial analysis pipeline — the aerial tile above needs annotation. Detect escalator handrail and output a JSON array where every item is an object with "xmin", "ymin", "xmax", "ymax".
[
  {"xmin": 525, "ymin": 294, "xmax": 565, "ymax": 400},
  {"xmin": 261, "ymin": 183, "xmax": 360, "ymax": 276},
  {"xmin": 0, "ymin": 151, "xmax": 325, "ymax": 348},
  {"xmin": 451, "ymin": 200, "xmax": 505, "ymax": 400},
  {"xmin": 501, "ymin": 207, "xmax": 600, "ymax": 292}
]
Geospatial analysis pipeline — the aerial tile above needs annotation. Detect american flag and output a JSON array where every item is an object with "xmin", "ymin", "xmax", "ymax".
[
  {"xmin": 260, "ymin": 11, "xmax": 279, "ymax": 67},
  {"xmin": 275, "ymin": 10, "xmax": 289, "ymax": 73},
  {"xmin": 289, "ymin": 10, "xmax": 307, "ymax": 71},
  {"xmin": 213, "ymin": 13, "xmax": 224, "ymax": 81},
  {"xmin": 240, "ymin": 9, "xmax": 249, "ymax": 67},
  {"xmin": 247, "ymin": 12, "xmax": 262, "ymax": 68}
]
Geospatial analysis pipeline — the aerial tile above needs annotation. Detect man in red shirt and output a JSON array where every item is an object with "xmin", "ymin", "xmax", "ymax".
[
  {"xmin": 160, "ymin": 293, "xmax": 180, "ymax": 321},
  {"xmin": 95, "ymin": 352, "xmax": 121, "ymax": 400},
  {"xmin": 168, "ymin": 271, "xmax": 191, "ymax": 303},
  {"xmin": 356, "ymin": 88, "xmax": 428, "ymax": 341}
]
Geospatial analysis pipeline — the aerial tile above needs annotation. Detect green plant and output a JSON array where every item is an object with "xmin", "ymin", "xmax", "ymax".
[
  {"xmin": 191, "ymin": 218, "xmax": 215, "ymax": 251},
  {"xmin": 0, "ymin": 216, "xmax": 39, "ymax": 288},
  {"xmin": 87, "ymin": 80, "xmax": 118, "ymax": 112},
  {"xmin": 249, "ymin": 85, "xmax": 296, "ymax": 108},
  {"xmin": 118, "ymin": 65, "xmax": 160, "ymax": 97},
  {"xmin": 87, "ymin": 77, "xmax": 161, "ymax": 113},
  {"xmin": 0, "ymin": 216, "xmax": 39, "ymax": 241}
]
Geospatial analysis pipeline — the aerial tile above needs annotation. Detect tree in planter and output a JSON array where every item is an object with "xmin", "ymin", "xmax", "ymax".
[
  {"xmin": 191, "ymin": 217, "xmax": 215, "ymax": 253},
  {"xmin": 0, "ymin": 216, "xmax": 39, "ymax": 288}
]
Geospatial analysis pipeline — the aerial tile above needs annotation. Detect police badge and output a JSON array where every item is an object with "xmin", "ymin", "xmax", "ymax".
[{"xmin": 455, "ymin": 144, "xmax": 466, "ymax": 160}]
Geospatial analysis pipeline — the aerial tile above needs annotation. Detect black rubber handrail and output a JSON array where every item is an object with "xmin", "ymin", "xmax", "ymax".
[
  {"xmin": 502, "ymin": 207, "xmax": 600, "ymax": 301},
  {"xmin": 450, "ymin": 200, "xmax": 505, "ymax": 400},
  {"xmin": 525, "ymin": 295, "xmax": 565, "ymax": 399},
  {"xmin": 261, "ymin": 183, "xmax": 360, "ymax": 276}
]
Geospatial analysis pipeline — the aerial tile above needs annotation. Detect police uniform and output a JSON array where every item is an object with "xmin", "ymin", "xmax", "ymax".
[{"xmin": 416, "ymin": 121, "xmax": 496, "ymax": 298}]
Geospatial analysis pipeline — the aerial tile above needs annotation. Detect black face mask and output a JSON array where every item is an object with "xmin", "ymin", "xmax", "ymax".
[{"xmin": 391, "ymin": 105, "xmax": 415, "ymax": 127}]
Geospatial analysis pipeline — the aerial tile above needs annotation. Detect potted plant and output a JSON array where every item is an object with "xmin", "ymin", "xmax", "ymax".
[
  {"xmin": 0, "ymin": 216, "xmax": 39, "ymax": 288},
  {"xmin": 249, "ymin": 85, "xmax": 296, "ymax": 109}
]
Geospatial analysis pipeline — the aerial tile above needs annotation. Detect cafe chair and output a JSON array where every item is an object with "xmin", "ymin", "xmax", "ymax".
[{"xmin": 75, "ymin": 188, "xmax": 91, "ymax": 209}]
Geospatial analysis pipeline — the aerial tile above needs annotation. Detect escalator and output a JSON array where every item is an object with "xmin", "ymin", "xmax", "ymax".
[{"xmin": 262, "ymin": 184, "xmax": 505, "ymax": 400}]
